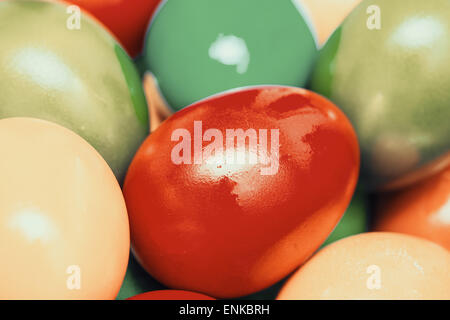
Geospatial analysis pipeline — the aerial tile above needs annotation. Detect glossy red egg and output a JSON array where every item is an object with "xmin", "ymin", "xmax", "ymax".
[
  {"xmin": 123, "ymin": 86, "xmax": 360, "ymax": 298},
  {"xmin": 127, "ymin": 290, "xmax": 215, "ymax": 300}
]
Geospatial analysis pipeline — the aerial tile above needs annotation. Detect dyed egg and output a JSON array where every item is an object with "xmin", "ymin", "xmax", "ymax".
[
  {"xmin": 297, "ymin": 0, "xmax": 362, "ymax": 45},
  {"xmin": 375, "ymin": 165, "xmax": 450, "ymax": 251},
  {"xmin": 278, "ymin": 232, "xmax": 450, "ymax": 300},
  {"xmin": 0, "ymin": 0, "xmax": 149, "ymax": 182},
  {"xmin": 321, "ymin": 187, "xmax": 368, "ymax": 247},
  {"xmin": 127, "ymin": 290, "xmax": 215, "ymax": 300},
  {"xmin": 243, "ymin": 188, "xmax": 370, "ymax": 300},
  {"xmin": 0, "ymin": 118, "xmax": 129, "ymax": 299},
  {"xmin": 311, "ymin": 0, "xmax": 450, "ymax": 190},
  {"xmin": 143, "ymin": 0, "xmax": 317, "ymax": 111},
  {"xmin": 127, "ymin": 290, "xmax": 216, "ymax": 300},
  {"xmin": 123, "ymin": 86, "xmax": 359, "ymax": 298},
  {"xmin": 63, "ymin": 0, "xmax": 162, "ymax": 57}
]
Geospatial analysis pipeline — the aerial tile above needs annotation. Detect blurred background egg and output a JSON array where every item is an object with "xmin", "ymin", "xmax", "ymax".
[
  {"xmin": 374, "ymin": 165, "xmax": 450, "ymax": 251},
  {"xmin": 277, "ymin": 232, "xmax": 450, "ymax": 300},
  {"xmin": 296, "ymin": 0, "xmax": 362, "ymax": 46},
  {"xmin": 311, "ymin": 0, "xmax": 450, "ymax": 190},
  {"xmin": 0, "ymin": 0, "xmax": 149, "ymax": 182},
  {"xmin": 143, "ymin": 72, "xmax": 173, "ymax": 132},
  {"xmin": 142, "ymin": 0, "xmax": 318, "ymax": 111}
]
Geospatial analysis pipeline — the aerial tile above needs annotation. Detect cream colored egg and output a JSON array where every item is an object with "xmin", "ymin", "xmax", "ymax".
[
  {"xmin": 278, "ymin": 232, "xmax": 450, "ymax": 300},
  {"xmin": 296, "ymin": 0, "xmax": 362, "ymax": 45}
]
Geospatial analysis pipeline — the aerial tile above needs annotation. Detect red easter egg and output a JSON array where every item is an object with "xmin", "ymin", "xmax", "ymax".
[{"xmin": 123, "ymin": 86, "xmax": 359, "ymax": 298}]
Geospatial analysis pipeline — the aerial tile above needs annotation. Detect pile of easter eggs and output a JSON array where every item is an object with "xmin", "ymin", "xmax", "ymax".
[{"xmin": 0, "ymin": 0, "xmax": 448, "ymax": 300}]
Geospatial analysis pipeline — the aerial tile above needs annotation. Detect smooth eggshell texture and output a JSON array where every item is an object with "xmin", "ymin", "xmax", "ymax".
[
  {"xmin": 0, "ymin": 118, "xmax": 130, "ymax": 299},
  {"xmin": 124, "ymin": 86, "xmax": 359, "ymax": 298},
  {"xmin": 144, "ymin": 0, "xmax": 317, "ymax": 111},
  {"xmin": 278, "ymin": 232, "xmax": 450, "ymax": 300}
]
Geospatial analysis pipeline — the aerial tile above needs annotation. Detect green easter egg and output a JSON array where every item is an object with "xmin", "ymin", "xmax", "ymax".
[
  {"xmin": 0, "ymin": 0, "xmax": 149, "ymax": 182},
  {"xmin": 311, "ymin": 0, "xmax": 450, "ymax": 190},
  {"xmin": 144, "ymin": 0, "xmax": 318, "ymax": 111}
]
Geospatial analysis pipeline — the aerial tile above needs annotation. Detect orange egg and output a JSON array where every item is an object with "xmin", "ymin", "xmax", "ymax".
[
  {"xmin": 277, "ymin": 232, "xmax": 450, "ymax": 300},
  {"xmin": 374, "ymin": 166, "xmax": 450, "ymax": 251},
  {"xmin": 0, "ymin": 118, "xmax": 130, "ymax": 299},
  {"xmin": 296, "ymin": 0, "xmax": 362, "ymax": 45}
]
